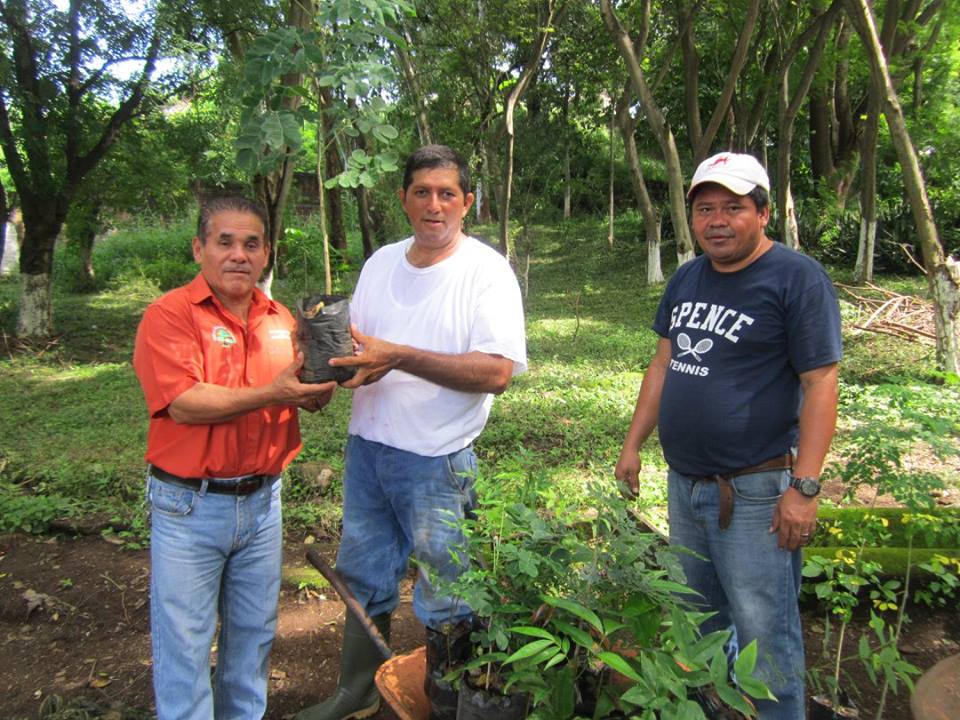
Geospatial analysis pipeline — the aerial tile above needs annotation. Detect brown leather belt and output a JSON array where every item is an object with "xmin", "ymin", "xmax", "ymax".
[
  {"xmin": 149, "ymin": 465, "xmax": 277, "ymax": 496},
  {"xmin": 703, "ymin": 454, "xmax": 793, "ymax": 530}
]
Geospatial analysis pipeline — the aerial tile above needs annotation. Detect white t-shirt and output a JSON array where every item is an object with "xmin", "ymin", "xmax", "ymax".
[{"xmin": 348, "ymin": 235, "xmax": 528, "ymax": 457}]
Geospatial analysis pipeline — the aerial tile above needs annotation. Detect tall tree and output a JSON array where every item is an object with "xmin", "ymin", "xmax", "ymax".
[
  {"xmin": 0, "ymin": 0, "xmax": 174, "ymax": 337},
  {"xmin": 774, "ymin": 0, "xmax": 841, "ymax": 250},
  {"xmin": 600, "ymin": 0, "xmax": 696, "ymax": 266},
  {"xmin": 845, "ymin": 0, "xmax": 959, "ymax": 373},
  {"xmin": 498, "ymin": 0, "xmax": 562, "ymax": 261}
]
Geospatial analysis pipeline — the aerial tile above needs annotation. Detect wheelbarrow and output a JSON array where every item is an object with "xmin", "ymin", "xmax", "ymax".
[{"xmin": 306, "ymin": 549, "xmax": 431, "ymax": 720}]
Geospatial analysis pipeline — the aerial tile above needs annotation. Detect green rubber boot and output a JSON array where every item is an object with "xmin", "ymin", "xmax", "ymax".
[{"xmin": 296, "ymin": 612, "xmax": 391, "ymax": 720}]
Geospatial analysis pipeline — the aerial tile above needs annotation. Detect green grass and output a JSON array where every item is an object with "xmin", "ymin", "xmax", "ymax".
[{"xmin": 0, "ymin": 217, "xmax": 957, "ymax": 537}]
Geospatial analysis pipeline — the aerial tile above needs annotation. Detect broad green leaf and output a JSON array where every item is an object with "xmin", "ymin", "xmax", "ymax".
[
  {"xmin": 542, "ymin": 595, "xmax": 603, "ymax": 633},
  {"xmin": 733, "ymin": 639, "xmax": 759, "ymax": 677},
  {"xmin": 504, "ymin": 638, "xmax": 555, "ymax": 664},
  {"xmin": 507, "ymin": 626, "xmax": 557, "ymax": 642},
  {"xmin": 596, "ymin": 651, "xmax": 643, "ymax": 682},
  {"xmin": 549, "ymin": 620, "xmax": 593, "ymax": 650}
]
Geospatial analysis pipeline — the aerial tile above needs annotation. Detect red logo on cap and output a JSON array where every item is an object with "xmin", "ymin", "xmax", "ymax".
[{"xmin": 708, "ymin": 155, "xmax": 730, "ymax": 167}]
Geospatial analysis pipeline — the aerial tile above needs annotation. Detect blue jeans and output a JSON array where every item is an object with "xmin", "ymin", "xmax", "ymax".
[
  {"xmin": 667, "ymin": 468, "xmax": 805, "ymax": 720},
  {"xmin": 147, "ymin": 473, "xmax": 283, "ymax": 720},
  {"xmin": 336, "ymin": 435, "xmax": 478, "ymax": 628}
]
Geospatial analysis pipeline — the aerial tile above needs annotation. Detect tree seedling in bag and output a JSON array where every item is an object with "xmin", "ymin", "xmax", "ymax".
[{"xmin": 296, "ymin": 294, "xmax": 356, "ymax": 384}]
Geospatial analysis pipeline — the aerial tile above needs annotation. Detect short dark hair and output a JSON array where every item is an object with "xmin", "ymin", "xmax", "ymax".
[
  {"xmin": 402, "ymin": 144, "xmax": 471, "ymax": 197},
  {"xmin": 196, "ymin": 196, "xmax": 269, "ymax": 244},
  {"xmin": 688, "ymin": 182, "xmax": 770, "ymax": 213}
]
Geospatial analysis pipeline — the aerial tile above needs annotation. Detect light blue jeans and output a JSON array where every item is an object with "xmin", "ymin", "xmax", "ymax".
[
  {"xmin": 335, "ymin": 435, "xmax": 477, "ymax": 629},
  {"xmin": 667, "ymin": 468, "xmax": 805, "ymax": 720},
  {"xmin": 147, "ymin": 473, "xmax": 282, "ymax": 720}
]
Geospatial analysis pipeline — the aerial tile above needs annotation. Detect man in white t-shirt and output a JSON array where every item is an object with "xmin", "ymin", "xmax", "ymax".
[{"xmin": 297, "ymin": 145, "xmax": 527, "ymax": 720}]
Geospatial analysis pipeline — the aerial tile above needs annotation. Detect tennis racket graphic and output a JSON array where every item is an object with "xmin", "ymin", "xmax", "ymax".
[{"xmin": 676, "ymin": 332, "xmax": 713, "ymax": 361}]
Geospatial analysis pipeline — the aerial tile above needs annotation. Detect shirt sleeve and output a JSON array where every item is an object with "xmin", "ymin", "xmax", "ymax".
[
  {"xmin": 133, "ymin": 301, "xmax": 203, "ymax": 418},
  {"xmin": 469, "ymin": 259, "xmax": 528, "ymax": 376},
  {"xmin": 786, "ymin": 273, "xmax": 843, "ymax": 374}
]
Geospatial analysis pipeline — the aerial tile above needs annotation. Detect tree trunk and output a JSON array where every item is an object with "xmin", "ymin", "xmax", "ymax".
[
  {"xmin": 320, "ymin": 89, "xmax": 347, "ymax": 254},
  {"xmin": 600, "ymin": 0, "xmax": 695, "ymax": 265},
  {"xmin": 253, "ymin": 0, "xmax": 314, "ymax": 298},
  {"xmin": 808, "ymin": 82, "xmax": 835, "ymax": 182},
  {"xmin": 478, "ymin": 140, "xmax": 494, "ymax": 224},
  {"xmin": 498, "ymin": 0, "xmax": 558, "ymax": 260},
  {"xmin": 563, "ymin": 85, "xmax": 572, "ymax": 219},
  {"xmin": 845, "ymin": 0, "xmax": 959, "ymax": 373},
  {"xmin": 607, "ymin": 103, "xmax": 615, "ymax": 248},
  {"xmin": 16, "ymin": 203, "xmax": 64, "ymax": 336},
  {"xmin": 355, "ymin": 185, "xmax": 375, "ymax": 260},
  {"xmin": 854, "ymin": 87, "xmax": 880, "ymax": 282},
  {"xmin": 775, "ymin": 0, "xmax": 840, "ymax": 250},
  {"xmin": 616, "ymin": 88, "xmax": 663, "ymax": 284},
  {"xmin": 0, "ymin": 183, "xmax": 7, "ymax": 270},
  {"xmin": 315, "ymin": 84, "xmax": 333, "ymax": 295},
  {"xmin": 395, "ymin": 23, "xmax": 433, "ymax": 145}
]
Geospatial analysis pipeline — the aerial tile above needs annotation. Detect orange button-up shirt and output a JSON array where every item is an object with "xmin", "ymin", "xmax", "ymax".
[{"xmin": 133, "ymin": 274, "xmax": 302, "ymax": 478}]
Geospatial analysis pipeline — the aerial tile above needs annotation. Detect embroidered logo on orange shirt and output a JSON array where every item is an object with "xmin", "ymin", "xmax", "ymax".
[{"xmin": 212, "ymin": 326, "xmax": 237, "ymax": 348}]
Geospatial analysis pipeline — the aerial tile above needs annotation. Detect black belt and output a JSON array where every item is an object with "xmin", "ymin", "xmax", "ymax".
[
  {"xmin": 149, "ymin": 465, "xmax": 277, "ymax": 496},
  {"xmin": 699, "ymin": 454, "xmax": 794, "ymax": 530}
]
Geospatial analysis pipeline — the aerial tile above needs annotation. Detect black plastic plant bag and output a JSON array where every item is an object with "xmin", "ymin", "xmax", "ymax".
[{"xmin": 296, "ymin": 294, "xmax": 356, "ymax": 383}]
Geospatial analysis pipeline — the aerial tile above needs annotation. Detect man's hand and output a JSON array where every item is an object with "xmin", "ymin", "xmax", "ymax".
[
  {"xmin": 271, "ymin": 353, "xmax": 338, "ymax": 406},
  {"xmin": 615, "ymin": 446, "xmax": 641, "ymax": 498},
  {"xmin": 328, "ymin": 325, "xmax": 400, "ymax": 388},
  {"xmin": 770, "ymin": 488, "xmax": 818, "ymax": 551},
  {"xmin": 168, "ymin": 352, "xmax": 336, "ymax": 425}
]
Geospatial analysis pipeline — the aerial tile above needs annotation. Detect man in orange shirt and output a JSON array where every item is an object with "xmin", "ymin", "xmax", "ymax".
[{"xmin": 133, "ymin": 196, "xmax": 336, "ymax": 720}]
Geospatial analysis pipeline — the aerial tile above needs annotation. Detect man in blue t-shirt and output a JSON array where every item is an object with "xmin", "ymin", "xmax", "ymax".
[{"xmin": 615, "ymin": 152, "xmax": 841, "ymax": 719}]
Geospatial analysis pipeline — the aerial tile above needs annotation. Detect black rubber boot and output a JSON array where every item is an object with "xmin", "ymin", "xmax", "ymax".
[
  {"xmin": 424, "ymin": 620, "xmax": 475, "ymax": 720},
  {"xmin": 296, "ymin": 613, "xmax": 391, "ymax": 720}
]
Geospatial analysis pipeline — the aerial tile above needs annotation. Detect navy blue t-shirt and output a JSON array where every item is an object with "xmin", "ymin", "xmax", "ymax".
[{"xmin": 653, "ymin": 242, "xmax": 842, "ymax": 476}]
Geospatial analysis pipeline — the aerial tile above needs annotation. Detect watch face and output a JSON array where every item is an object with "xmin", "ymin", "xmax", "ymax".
[{"xmin": 799, "ymin": 478, "xmax": 820, "ymax": 496}]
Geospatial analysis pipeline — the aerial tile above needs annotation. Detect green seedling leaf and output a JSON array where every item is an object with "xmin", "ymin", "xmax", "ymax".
[
  {"xmin": 542, "ymin": 595, "xmax": 603, "ymax": 633},
  {"xmin": 597, "ymin": 651, "xmax": 643, "ymax": 682},
  {"xmin": 504, "ymin": 638, "xmax": 555, "ymax": 664}
]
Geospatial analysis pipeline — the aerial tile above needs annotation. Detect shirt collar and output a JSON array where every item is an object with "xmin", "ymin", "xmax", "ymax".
[{"xmin": 186, "ymin": 273, "xmax": 280, "ymax": 319}]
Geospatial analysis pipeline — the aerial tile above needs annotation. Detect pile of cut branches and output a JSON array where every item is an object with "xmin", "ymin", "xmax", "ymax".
[{"xmin": 838, "ymin": 282, "xmax": 936, "ymax": 345}]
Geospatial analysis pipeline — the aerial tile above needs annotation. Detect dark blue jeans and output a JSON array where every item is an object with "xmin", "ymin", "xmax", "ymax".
[
  {"xmin": 335, "ymin": 435, "xmax": 478, "ymax": 628},
  {"xmin": 668, "ymin": 468, "xmax": 805, "ymax": 719}
]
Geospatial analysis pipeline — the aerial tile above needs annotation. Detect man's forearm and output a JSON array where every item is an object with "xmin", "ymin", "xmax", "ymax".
[
  {"xmin": 168, "ymin": 382, "xmax": 288, "ymax": 424},
  {"xmin": 395, "ymin": 347, "xmax": 514, "ymax": 394},
  {"xmin": 622, "ymin": 338, "xmax": 672, "ymax": 453},
  {"xmin": 794, "ymin": 363, "xmax": 839, "ymax": 477}
]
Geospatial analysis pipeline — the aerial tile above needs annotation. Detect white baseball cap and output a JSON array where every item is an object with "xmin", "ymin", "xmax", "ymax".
[{"xmin": 688, "ymin": 152, "xmax": 770, "ymax": 198}]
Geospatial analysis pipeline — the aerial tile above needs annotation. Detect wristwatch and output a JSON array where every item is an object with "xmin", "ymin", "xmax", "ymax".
[{"xmin": 789, "ymin": 475, "xmax": 821, "ymax": 497}]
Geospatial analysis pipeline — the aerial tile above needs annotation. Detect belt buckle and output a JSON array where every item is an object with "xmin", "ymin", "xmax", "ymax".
[{"xmin": 235, "ymin": 477, "xmax": 260, "ymax": 495}]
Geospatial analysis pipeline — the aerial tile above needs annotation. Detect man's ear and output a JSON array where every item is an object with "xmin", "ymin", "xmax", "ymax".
[
  {"xmin": 462, "ymin": 192, "xmax": 476, "ymax": 218},
  {"xmin": 191, "ymin": 236, "xmax": 203, "ymax": 263},
  {"xmin": 397, "ymin": 187, "xmax": 405, "ymax": 203}
]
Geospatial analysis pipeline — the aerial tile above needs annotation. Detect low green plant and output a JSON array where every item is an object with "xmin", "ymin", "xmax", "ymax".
[
  {"xmin": 0, "ymin": 481, "xmax": 73, "ymax": 533},
  {"xmin": 440, "ymin": 475, "xmax": 772, "ymax": 718},
  {"xmin": 913, "ymin": 554, "xmax": 960, "ymax": 608}
]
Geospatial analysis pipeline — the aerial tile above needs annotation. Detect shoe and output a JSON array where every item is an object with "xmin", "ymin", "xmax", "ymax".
[{"xmin": 296, "ymin": 612, "xmax": 391, "ymax": 720}]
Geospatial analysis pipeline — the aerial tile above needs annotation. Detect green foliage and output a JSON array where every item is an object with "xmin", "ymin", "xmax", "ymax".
[
  {"xmin": 0, "ymin": 480, "xmax": 72, "ymax": 534},
  {"xmin": 440, "ymin": 473, "xmax": 769, "ymax": 717},
  {"xmin": 913, "ymin": 554, "xmax": 960, "ymax": 608},
  {"xmin": 234, "ymin": 1, "xmax": 412, "ymax": 182},
  {"xmin": 53, "ymin": 219, "xmax": 198, "ymax": 293}
]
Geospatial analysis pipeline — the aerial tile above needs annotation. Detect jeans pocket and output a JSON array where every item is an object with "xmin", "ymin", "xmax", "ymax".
[
  {"xmin": 147, "ymin": 478, "xmax": 197, "ymax": 517},
  {"xmin": 730, "ymin": 471, "xmax": 786, "ymax": 504},
  {"xmin": 444, "ymin": 447, "xmax": 478, "ymax": 498}
]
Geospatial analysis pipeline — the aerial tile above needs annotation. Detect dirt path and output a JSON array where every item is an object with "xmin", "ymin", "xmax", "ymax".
[{"xmin": 1, "ymin": 533, "xmax": 957, "ymax": 719}]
